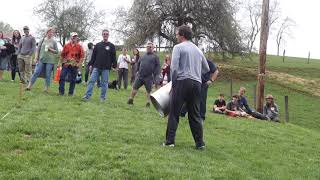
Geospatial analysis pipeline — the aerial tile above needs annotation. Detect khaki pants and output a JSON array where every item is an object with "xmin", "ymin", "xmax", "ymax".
[{"xmin": 18, "ymin": 54, "xmax": 33, "ymax": 83}]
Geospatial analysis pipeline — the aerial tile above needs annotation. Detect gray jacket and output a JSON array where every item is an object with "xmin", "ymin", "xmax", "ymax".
[
  {"xmin": 18, "ymin": 35, "xmax": 36, "ymax": 56},
  {"xmin": 263, "ymin": 104, "xmax": 279, "ymax": 120}
]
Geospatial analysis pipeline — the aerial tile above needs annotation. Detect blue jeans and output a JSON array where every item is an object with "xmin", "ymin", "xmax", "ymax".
[
  {"xmin": 30, "ymin": 61, "xmax": 54, "ymax": 88},
  {"xmin": 59, "ymin": 66, "xmax": 78, "ymax": 95},
  {"xmin": 84, "ymin": 68, "xmax": 109, "ymax": 100}
]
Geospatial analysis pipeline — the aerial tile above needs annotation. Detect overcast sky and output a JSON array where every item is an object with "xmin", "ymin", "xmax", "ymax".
[{"xmin": 1, "ymin": 0, "xmax": 319, "ymax": 59}]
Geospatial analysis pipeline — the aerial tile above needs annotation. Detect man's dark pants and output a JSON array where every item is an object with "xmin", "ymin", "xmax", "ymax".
[
  {"xmin": 180, "ymin": 83, "xmax": 208, "ymax": 120},
  {"xmin": 200, "ymin": 83, "xmax": 208, "ymax": 120},
  {"xmin": 59, "ymin": 65, "xmax": 78, "ymax": 95},
  {"xmin": 118, "ymin": 68, "xmax": 129, "ymax": 89},
  {"xmin": 165, "ymin": 79, "xmax": 204, "ymax": 147}
]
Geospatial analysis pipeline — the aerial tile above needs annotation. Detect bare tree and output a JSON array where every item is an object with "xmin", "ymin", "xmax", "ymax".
[
  {"xmin": 34, "ymin": 0, "xmax": 105, "ymax": 46},
  {"xmin": 0, "ymin": 21, "xmax": 14, "ymax": 38},
  {"xmin": 114, "ymin": 0, "xmax": 244, "ymax": 54},
  {"xmin": 275, "ymin": 17, "xmax": 295, "ymax": 56},
  {"xmin": 244, "ymin": 0, "xmax": 280, "ymax": 54}
]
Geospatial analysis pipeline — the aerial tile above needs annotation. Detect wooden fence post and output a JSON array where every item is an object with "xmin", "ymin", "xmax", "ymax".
[
  {"xmin": 253, "ymin": 84, "xmax": 257, "ymax": 109},
  {"xmin": 282, "ymin": 49, "xmax": 286, "ymax": 63},
  {"xmin": 285, "ymin": 96, "xmax": 289, "ymax": 123},
  {"xmin": 230, "ymin": 79, "xmax": 233, "ymax": 99},
  {"xmin": 307, "ymin": 51, "xmax": 310, "ymax": 64}
]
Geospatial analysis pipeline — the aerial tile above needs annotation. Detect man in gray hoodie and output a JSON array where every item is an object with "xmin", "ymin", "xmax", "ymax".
[
  {"xmin": 17, "ymin": 26, "xmax": 36, "ymax": 84},
  {"xmin": 127, "ymin": 42, "xmax": 160, "ymax": 107},
  {"xmin": 163, "ymin": 25, "xmax": 209, "ymax": 149}
]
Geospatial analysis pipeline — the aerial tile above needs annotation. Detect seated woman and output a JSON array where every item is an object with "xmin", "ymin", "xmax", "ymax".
[
  {"xmin": 263, "ymin": 94, "xmax": 280, "ymax": 122},
  {"xmin": 213, "ymin": 93, "xmax": 226, "ymax": 114},
  {"xmin": 225, "ymin": 95, "xmax": 250, "ymax": 117}
]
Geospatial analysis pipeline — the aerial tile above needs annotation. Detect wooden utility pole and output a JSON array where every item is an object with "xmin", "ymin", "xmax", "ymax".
[{"xmin": 256, "ymin": 0, "xmax": 270, "ymax": 113}]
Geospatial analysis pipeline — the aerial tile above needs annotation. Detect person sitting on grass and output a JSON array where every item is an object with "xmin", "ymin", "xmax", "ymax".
[
  {"xmin": 213, "ymin": 93, "xmax": 226, "ymax": 114},
  {"xmin": 263, "ymin": 94, "xmax": 280, "ymax": 122},
  {"xmin": 238, "ymin": 87, "xmax": 268, "ymax": 120},
  {"xmin": 225, "ymin": 95, "xmax": 250, "ymax": 118}
]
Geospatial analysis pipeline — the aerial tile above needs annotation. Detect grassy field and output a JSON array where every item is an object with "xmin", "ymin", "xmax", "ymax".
[
  {"xmin": 0, "ymin": 59, "xmax": 320, "ymax": 179},
  {"xmin": 217, "ymin": 54, "xmax": 320, "ymax": 81}
]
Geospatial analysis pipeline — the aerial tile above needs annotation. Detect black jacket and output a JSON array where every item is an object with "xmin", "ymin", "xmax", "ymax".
[
  {"xmin": 88, "ymin": 41, "xmax": 116, "ymax": 70},
  {"xmin": 0, "ymin": 42, "xmax": 15, "ymax": 57}
]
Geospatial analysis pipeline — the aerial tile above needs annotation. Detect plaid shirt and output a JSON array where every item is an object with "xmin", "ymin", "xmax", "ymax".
[{"xmin": 60, "ymin": 42, "xmax": 84, "ymax": 67}]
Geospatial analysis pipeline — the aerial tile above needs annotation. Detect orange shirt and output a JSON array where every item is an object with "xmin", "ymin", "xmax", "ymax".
[{"xmin": 60, "ymin": 42, "xmax": 84, "ymax": 66}]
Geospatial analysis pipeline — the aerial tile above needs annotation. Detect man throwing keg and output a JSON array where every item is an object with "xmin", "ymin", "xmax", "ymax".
[
  {"xmin": 163, "ymin": 25, "xmax": 209, "ymax": 149},
  {"xmin": 127, "ymin": 42, "xmax": 160, "ymax": 107}
]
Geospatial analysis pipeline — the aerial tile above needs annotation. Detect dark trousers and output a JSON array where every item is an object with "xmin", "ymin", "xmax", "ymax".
[
  {"xmin": 180, "ymin": 83, "xmax": 208, "ymax": 120},
  {"xmin": 118, "ymin": 68, "xmax": 128, "ymax": 89},
  {"xmin": 59, "ymin": 66, "xmax": 78, "ymax": 95},
  {"xmin": 165, "ymin": 79, "xmax": 204, "ymax": 146},
  {"xmin": 10, "ymin": 55, "xmax": 20, "ymax": 81},
  {"xmin": 131, "ymin": 64, "xmax": 137, "ymax": 85},
  {"xmin": 200, "ymin": 83, "xmax": 208, "ymax": 120},
  {"xmin": 85, "ymin": 64, "xmax": 90, "ymax": 83}
]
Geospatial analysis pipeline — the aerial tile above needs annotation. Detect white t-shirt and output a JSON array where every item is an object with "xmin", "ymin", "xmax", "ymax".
[{"xmin": 117, "ymin": 54, "xmax": 131, "ymax": 69}]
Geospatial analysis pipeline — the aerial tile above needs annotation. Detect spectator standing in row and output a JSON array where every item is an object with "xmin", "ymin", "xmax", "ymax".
[
  {"xmin": 117, "ymin": 48, "xmax": 131, "ymax": 90},
  {"xmin": 130, "ymin": 48, "xmax": 140, "ymax": 85},
  {"xmin": 0, "ymin": 31, "xmax": 8, "ymax": 81},
  {"xmin": 26, "ymin": 27, "xmax": 58, "ymax": 92},
  {"xmin": 17, "ymin": 26, "xmax": 36, "ymax": 84},
  {"xmin": 10, "ymin": 30, "xmax": 21, "ymax": 81},
  {"xmin": 161, "ymin": 54, "xmax": 171, "ymax": 85},
  {"xmin": 59, "ymin": 32, "xmax": 84, "ymax": 96},
  {"xmin": 82, "ymin": 29, "xmax": 117, "ymax": 102},
  {"xmin": 84, "ymin": 42, "xmax": 94, "ymax": 85}
]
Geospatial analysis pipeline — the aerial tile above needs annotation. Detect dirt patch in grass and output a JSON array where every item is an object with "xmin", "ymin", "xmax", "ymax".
[{"xmin": 14, "ymin": 149, "xmax": 24, "ymax": 155}]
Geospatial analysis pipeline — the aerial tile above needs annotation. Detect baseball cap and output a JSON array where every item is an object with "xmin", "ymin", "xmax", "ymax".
[
  {"xmin": 70, "ymin": 32, "xmax": 78, "ymax": 37},
  {"xmin": 265, "ymin": 94, "xmax": 274, "ymax": 99},
  {"xmin": 23, "ymin": 26, "xmax": 29, "ymax": 30}
]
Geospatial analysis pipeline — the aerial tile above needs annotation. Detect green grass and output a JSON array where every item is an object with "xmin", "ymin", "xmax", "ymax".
[{"xmin": 1, "ymin": 67, "xmax": 320, "ymax": 179}]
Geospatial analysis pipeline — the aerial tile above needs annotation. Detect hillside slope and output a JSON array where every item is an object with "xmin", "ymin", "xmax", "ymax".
[{"xmin": 0, "ymin": 77, "xmax": 320, "ymax": 179}]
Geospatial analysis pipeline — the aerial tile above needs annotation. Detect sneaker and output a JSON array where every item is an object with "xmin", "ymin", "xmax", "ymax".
[
  {"xmin": 196, "ymin": 145, "xmax": 205, "ymax": 150},
  {"xmin": 127, "ymin": 98, "xmax": 133, "ymax": 105},
  {"xmin": 146, "ymin": 102, "xmax": 150, "ymax": 107},
  {"xmin": 25, "ymin": 87, "xmax": 31, "ymax": 91},
  {"xmin": 196, "ymin": 143, "xmax": 206, "ymax": 150},
  {"xmin": 162, "ymin": 142, "xmax": 175, "ymax": 147},
  {"xmin": 100, "ymin": 98, "xmax": 106, "ymax": 103},
  {"xmin": 68, "ymin": 94, "xmax": 73, "ymax": 97},
  {"xmin": 82, "ymin": 96, "xmax": 90, "ymax": 101}
]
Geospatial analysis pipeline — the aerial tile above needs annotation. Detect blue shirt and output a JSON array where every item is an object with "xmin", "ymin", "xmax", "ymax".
[
  {"xmin": 239, "ymin": 96, "xmax": 252, "ymax": 113},
  {"xmin": 202, "ymin": 60, "xmax": 217, "ymax": 83}
]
